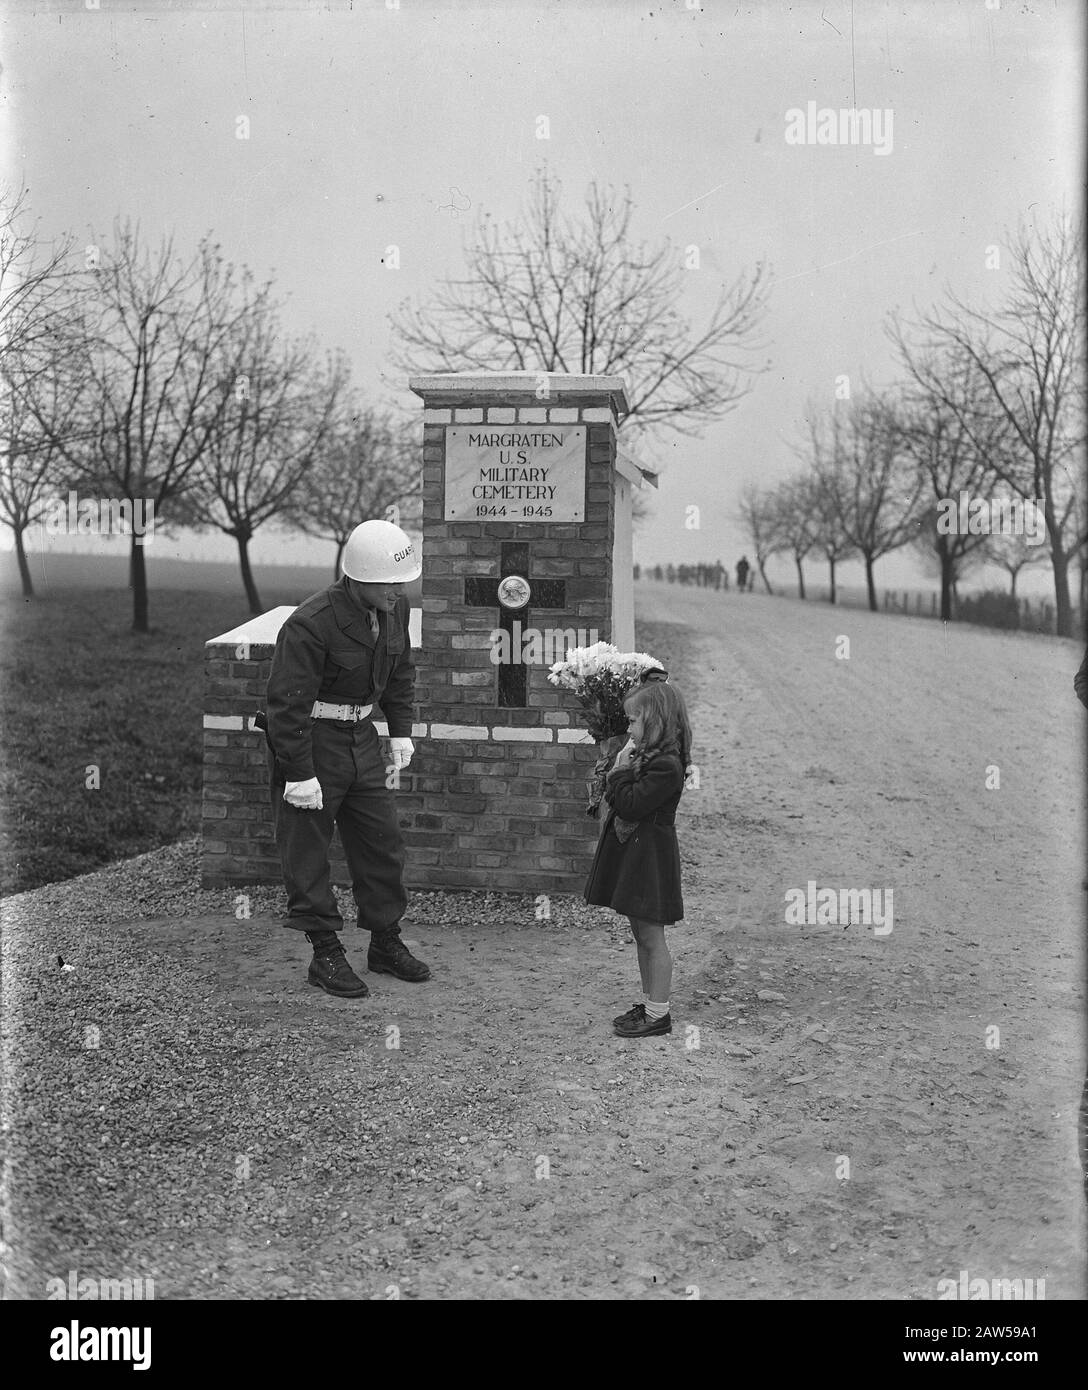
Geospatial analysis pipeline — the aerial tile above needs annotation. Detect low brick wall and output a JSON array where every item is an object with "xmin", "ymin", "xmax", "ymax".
[
  {"xmin": 200, "ymin": 624, "xmax": 604, "ymax": 894},
  {"xmin": 201, "ymin": 631, "xmax": 289, "ymax": 890},
  {"xmin": 393, "ymin": 721, "xmax": 601, "ymax": 894}
]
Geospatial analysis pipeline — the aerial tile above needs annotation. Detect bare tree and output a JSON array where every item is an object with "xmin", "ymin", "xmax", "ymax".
[
  {"xmin": 0, "ymin": 337, "xmax": 86, "ymax": 598},
  {"xmin": 910, "ymin": 215, "xmax": 1085, "ymax": 636},
  {"xmin": 772, "ymin": 474, "xmax": 817, "ymax": 600},
  {"xmin": 981, "ymin": 532, "xmax": 1051, "ymax": 600},
  {"xmin": 0, "ymin": 185, "xmax": 77, "ymax": 366},
  {"xmin": 802, "ymin": 423, "xmax": 856, "ymax": 604},
  {"xmin": 391, "ymin": 169, "xmax": 769, "ymax": 438},
  {"xmin": 0, "ymin": 187, "xmax": 83, "ymax": 596},
  {"xmin": 885, "ymin": 334, "xmax": 1011, "ymax": 621},
  {"xmin": 736, "ymin": 481, "xmax": 784, "ymax": 594},
  {"xmin": 811, "ymin": 392, "xmax": 926, "ymax": 612},
  {"xmin": 908, "ymin": 507, "xmax": 989, "ymax": 611},
  {"xmin": 41, "ymin": 221, "xmax": 254, "ymax": 632},
  {"xmin": 176, "ymin": 281, "xmax": 350, "ymax": 613},
  {"xmin": 288, "ymin": 404, "xmax": 419, "ymax": 579}
]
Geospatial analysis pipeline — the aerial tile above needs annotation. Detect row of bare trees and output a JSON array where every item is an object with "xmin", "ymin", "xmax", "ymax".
[
  {"xmin": 737, "ymin": 216, "xmax": 1086, "ymax": 637},
  {"xmin": 0, "ymin": 190, "xmax": 419, "ymax": 629},
  {"xmin": 2, "ymin": 168, "xmax": 772, "ymax": 630}
]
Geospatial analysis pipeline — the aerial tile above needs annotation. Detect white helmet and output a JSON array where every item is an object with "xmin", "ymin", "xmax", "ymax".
[{"xmin": 341, "ymin": 519, "xmax": 422, "ymax": 583}]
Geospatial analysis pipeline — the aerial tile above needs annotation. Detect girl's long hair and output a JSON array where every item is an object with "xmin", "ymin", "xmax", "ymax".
[{"xmin": 623, "ymin": 681, "xmax": 693, "ymax": 774}]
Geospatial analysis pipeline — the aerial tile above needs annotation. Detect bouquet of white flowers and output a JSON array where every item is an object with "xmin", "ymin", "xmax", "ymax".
[{"xmin": 548, "ymin": 642, "xmax": 666, "ymax": 814}]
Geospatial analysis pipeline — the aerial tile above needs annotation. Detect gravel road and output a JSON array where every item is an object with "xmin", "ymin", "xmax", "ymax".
[{"xmin": 2, "ymin": 583, "xmax": 1084, "ymax": 1299}]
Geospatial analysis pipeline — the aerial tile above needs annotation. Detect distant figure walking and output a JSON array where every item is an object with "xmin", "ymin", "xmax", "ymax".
[{"xmin": 735, "ymin": 555, "xmax": 751, "ymax": 592}]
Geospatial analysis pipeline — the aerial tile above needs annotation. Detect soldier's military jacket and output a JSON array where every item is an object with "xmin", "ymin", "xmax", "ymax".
[{"xmin": 266, "ymin": 576, "xmax": 415, "ymax": 781}]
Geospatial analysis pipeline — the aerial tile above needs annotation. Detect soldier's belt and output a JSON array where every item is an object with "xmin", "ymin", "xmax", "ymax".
[{"xmin": 311, "ymin": 700, "xmax": 374, "ymax": 722}]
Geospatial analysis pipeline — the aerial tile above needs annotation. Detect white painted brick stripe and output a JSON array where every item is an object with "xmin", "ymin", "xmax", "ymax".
[
  {"xmin": 206, "ymin": 715, "xmax": 431, "ymax": 737},
  {"xmin": 208, "ymin": 607, "xmax": 423, "ymax": 650},
  {"xmin": 204, "ymin": 716, "xmax": 576, "ymax": 744}
]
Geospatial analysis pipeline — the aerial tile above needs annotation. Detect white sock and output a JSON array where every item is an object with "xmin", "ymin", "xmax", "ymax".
[{"xmin": 644, "ymin": 999, "xmax": 670, "ymax": 1021}]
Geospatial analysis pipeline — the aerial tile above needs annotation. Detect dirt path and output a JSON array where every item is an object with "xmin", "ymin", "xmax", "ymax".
[
  {"xmin": 3, "ymin": 582, "xmax": 1084, "ymax": 1299},
  {"xmin": 629, "ymin": 583, "xmax": 1085, "ymax": 1298}
]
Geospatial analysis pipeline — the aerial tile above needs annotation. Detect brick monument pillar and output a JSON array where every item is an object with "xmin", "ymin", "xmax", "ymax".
[
  {"xmin": 404, "ymin": 371, "xmax": 631, "ymax": 894},
  {"xmin": 199, "ymin": 371, "xmax": 645, "ymax": 896}
]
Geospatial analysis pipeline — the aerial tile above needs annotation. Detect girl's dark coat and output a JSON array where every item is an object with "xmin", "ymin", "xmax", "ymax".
[{"xmin": 583, "ymin": 752, "xmax": 685, "ymax": 924}]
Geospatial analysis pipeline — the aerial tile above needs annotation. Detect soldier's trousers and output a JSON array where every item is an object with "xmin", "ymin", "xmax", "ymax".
[{"xmin": 270, "ymin": 719, "xmax": 408, "ymax": 936}]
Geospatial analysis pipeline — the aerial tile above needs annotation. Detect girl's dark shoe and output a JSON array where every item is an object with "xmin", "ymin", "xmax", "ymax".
[
  {"xmin": 307, "ymin": 943, "xmax": 370, "ymax": 998},
  {"xmin": 613, "ymin": 1010, "xmax": 671, "ymax": 1038},
  {"xmin": 613, "ymin": 1002, "xmax": 646, "ymax": 1028}
]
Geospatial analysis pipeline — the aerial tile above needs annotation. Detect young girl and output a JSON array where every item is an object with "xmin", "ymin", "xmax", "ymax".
[{"xmin": 583, "ymin": 675, "xmax": 693, "ymax": 1038}]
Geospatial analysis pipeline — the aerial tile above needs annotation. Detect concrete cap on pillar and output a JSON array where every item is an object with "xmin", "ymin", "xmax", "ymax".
[{"xmin": 408, "ymin": 371, "xmax": 629, "ymax": 416}]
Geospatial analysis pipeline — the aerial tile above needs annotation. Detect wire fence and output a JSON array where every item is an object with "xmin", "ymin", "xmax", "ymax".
[
  {"xmin": 788, "ymin": 583, "xmax": 1076, "ymax": 635},
  {"xmin": 634, "ymin": 571, "xmax": 1083, "ymax": 637}
]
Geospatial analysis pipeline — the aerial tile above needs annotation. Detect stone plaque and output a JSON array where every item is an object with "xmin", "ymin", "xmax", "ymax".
[{"xmin": 444, "ymin": 425, "xmax": 586, "ymax": 523}]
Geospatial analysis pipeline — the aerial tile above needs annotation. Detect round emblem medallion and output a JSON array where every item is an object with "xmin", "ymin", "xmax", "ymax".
[{"xmin": 497, "ymin": 575, "xmax": 531, "ymax": 610}]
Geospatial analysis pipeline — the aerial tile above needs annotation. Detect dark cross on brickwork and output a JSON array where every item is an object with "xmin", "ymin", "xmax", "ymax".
[{"xmin": 464, "ymin": 541, "xmax": 566, "ymax": 706}]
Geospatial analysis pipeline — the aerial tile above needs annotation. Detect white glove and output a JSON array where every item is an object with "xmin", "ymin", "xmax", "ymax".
[
  {"xmin": 390, "ymin": 737, "xmax": 414, "ymax": 771},
  {"xmin": 284, "ymin": 777, "xmax": 323, "ymax": 810}
]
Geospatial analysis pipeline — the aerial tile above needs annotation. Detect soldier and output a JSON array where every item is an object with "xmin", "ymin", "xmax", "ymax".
[
  {"xmin": 735, "ymin": 555, "xmax": 751, "ymax": 592},
  {"xmin": 262, "ymin": 518, "xmax": 430, "ymax": 998}
]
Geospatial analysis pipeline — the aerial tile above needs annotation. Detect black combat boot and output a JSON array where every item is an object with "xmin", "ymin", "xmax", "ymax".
[
  {"xmin": 306, "ymin": 931, "xmax": 369, "ymax": 999},
  {"xmin": 367, "ymin": 922, "xmax": 431, "ymax": 982}
]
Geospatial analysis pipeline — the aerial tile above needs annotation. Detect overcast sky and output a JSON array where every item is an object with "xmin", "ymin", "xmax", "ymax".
[{"xmin": 1, "ymin": 0, "xmax": 1082, "ymax": 595}]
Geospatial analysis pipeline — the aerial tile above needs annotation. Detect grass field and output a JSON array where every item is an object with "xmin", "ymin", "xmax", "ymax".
[{"xmin": 0, "ymin": 554, "xmax": 384, "ymax": 895}]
